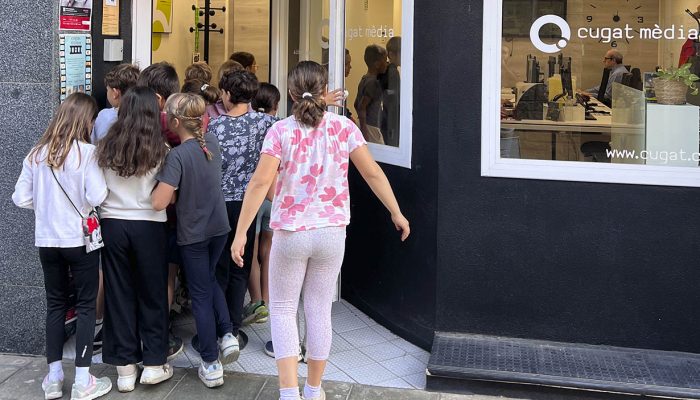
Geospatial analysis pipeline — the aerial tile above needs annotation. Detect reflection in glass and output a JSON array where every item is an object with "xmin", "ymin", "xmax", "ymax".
[
  {"xmin": 499, "ymin": 0, "xmax": 700, "ymax": 168},
  {"xmin": 345, "ymin": 1, "xmax": 402, "ymax": 147}
]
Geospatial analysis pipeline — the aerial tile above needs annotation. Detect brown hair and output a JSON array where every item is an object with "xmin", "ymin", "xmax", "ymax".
[
  {"xmin": 97, "ymin": 87, "xmax": 167, "ymax": 177},
  {"xmin": 181, "ymin": 79, "xmax": 220, "ymax": 105},
  {"xmin": 217, "ymin": 60, "xmax": 244, "ymax": 86},
  {"xmin": 288, "ymin": 61, "xmax": 327, "ymax": 128},
  {"xmin": 185, "ymin": 62, "xmax": 213, "ymax": 83},
  {"xmin": 219, "ymin": 70, "xmax": 259, "ymax": 104},
  {"xmin": 137, "ymin": 62, "xmax": 180, "ymax": 100},
  {"xmin": 229, "ymin": 51, "xmax": 255, "ymax": 69},
  {"xmin": 252, "ymin": 82, "xmax": 281, "ymax": 114},
  {"xmin": 104, "ymin": 64, "xmax": 140, "ymax": 94},
  {"xmin": 164, "ymin": 93, "xmax": 212, "ymax": 161},
  {"xmin": 29, "ymin": 92, "xmax": 97, "ymax": 169}
]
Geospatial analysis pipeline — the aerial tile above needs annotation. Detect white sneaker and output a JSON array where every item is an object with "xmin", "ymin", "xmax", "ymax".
[
  {"xmin": 219, "ymin": 333, "xmax": 240, "ymax": 364},
  {"xmin": 302, "ymin": 387, "xmax": 326, "ymax": 400},
  {"xmin": 42, "ymin": 374, "xmax": 63, "ymax": 400},
  {"xmin": 139, "ymin": 364, "xmax": 173, "ymax": 385},
  {"xmin": 116, "ymin": 364, "xmax": 137, "ymax": 392},
  {"xmin": 70, "ymin": 375, "xmax": 112, "ymax": 400},
  {"xmin": 198, "ymin": 360, "xmax": 224, "ymax": 388}
]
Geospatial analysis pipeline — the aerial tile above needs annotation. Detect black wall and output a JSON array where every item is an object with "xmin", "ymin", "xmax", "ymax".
[
  {"xmin": 91, "ymin": 0, "xmax": 133, "ymax": 109},
  {"xmin": 345, "ymin": 0, "xmax": 700, "ymax": 354}
]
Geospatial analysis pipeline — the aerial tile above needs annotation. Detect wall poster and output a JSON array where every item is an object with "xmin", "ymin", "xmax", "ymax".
[
  {"xmin": 153, "ymin": 0, "xmax": 174, "ymax": 33},
  {"xmin": 59, "ymin": 34, "xmax": 93, "ymax": 102},
  {"xmin": 59, "ymin": 0, "xmax": 93, "ymax": 31},
  {"xmin": 102, "ymin": 0, "xmax": 120, "ymax": 36}
]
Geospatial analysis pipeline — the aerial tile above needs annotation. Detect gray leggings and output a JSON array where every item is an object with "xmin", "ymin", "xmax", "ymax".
[{"xmin": 269, "ymin": 227, "xmax": 346, "ymax": 361}]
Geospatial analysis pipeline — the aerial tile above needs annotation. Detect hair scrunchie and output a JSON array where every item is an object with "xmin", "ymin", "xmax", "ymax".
[
  {"xmin": 302, "ymin": 92, "xmax": 313, "ymax": 99},
  {"xmin": 201, "ymin": 83, "xmax": 209, "ymax": 91}
]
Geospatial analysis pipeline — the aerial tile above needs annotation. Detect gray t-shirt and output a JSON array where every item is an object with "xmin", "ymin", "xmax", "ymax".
[
  {"xmin": 156, "ymin": 133, "xmax": 230, "ymax": 246},
  {"xmin": 354, "ymin": 74, "xmax": 383, "ymax": 127}
]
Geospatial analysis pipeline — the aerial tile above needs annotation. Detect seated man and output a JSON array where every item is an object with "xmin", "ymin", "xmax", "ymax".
[{"xmin": 580, "ymin": 50, "xmax": 628, "ymax": 106}]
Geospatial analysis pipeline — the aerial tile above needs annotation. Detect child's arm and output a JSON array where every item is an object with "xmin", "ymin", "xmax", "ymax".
[
  {"xmin": 152, "ymin": 182, "xmax": 176, "ymax": 211},
  {"xmin": 85, "ymin": 151, "xmax": 108, "ymax": 207},
  {"xmin": 349, "ymin": 145, "xmax": 410, "ymax": 241},
  {"xmin": 231, "ymin": 154, "xmax": 280, "ymax": 266},
  {"xmin": 12, "ymin": 156, "xmax": 34, "ymax": 209},
  {"xmin": 356, "ymin": 95, "xmax": 372, "ymax": 138}
]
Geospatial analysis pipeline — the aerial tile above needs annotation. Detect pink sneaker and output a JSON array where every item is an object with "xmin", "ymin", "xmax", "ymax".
[{"xmin": 70, "ymin": 374, "xmax": 112, "ymax": 400}]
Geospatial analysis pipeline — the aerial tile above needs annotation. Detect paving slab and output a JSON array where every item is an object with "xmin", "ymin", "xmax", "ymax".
[
  {"xmin": 166, "ymin": 370, "xmax": 266, "ymax": 400},
  {"xmin": 347, "ymin": 385, "xmax": 441, "ymax": 400}
]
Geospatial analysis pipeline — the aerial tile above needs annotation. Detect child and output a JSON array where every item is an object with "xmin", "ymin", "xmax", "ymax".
[
  {"xmin": 152, "ymin": 93, "xmax": 238, "ymax": 388},
  {"xmin": 206, "ymin": 60, "xmax": 245, "ymax": 120},
  {"xmin": 136, "ymin": 62, "xmax": 184, "ymax": 359},
  {"xmin": 182, "ymin": 79, "xmax": 220, "ymax": 106},
  {"xmin": 12, "ymin": 93, "xmax": 113, "ymax": 400},
  {"xmin": 248, "ymin": 83, "xmax": 280, "ymax": 322},
  {"xmin": 354, "ymin": 44, "xmax": 388, "ymax": 144},
  {"xmin": 208, "ymin": 70, "xmax": 277, "ymax": 352},
  {"xmin": 231, "ymin": 61, "xmax": 410, "ymax": 400},
  {"xmin": 96, "ymin": 87, "xmax": 173, "ymax": 392},
  {"xmin": 184, "ymin": 61, "xmax": 213, "ymax": 84},
  {"xmin": 92, "ymin": 63, "xmax": 140, "ymax": 143}
]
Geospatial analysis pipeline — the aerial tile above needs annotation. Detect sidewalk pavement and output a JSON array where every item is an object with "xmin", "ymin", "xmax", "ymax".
[{"xmin": 0, "ymin": 354, "xmax": 509, "ymax": 400}]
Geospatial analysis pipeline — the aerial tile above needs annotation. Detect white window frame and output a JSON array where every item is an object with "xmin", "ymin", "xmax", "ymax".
[
  {"xmin": 132, "ymin": 0, "xmax": 152, "ymax": 69},
  {"xmin": 482, "ymin": 1, "xmax": 700, "ymax": 188}
]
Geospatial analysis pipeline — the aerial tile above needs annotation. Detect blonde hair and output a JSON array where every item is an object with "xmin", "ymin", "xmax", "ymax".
[
  {"xmin": 164, "ymin": 93, "xmax": 212, "ymax": 161},
  {"xmin": 29, "ymin": 93, "xmax": 97, "ymax": 169}
]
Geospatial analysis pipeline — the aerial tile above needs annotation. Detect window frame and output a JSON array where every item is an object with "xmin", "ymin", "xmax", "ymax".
[{"xmin": 481, "ymin": 1, "xmax": 700, "ymax": 188}]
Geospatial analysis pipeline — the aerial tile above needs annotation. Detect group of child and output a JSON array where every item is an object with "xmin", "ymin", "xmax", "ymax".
[{"xmin": 13, "ymin": 49, "xmax": 410, "ymax": 400}]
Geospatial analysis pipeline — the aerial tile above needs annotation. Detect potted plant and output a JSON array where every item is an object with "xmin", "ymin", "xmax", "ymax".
[{"xmin": 653, "ymin": 63, "xmax": 700, "ymax": 105}]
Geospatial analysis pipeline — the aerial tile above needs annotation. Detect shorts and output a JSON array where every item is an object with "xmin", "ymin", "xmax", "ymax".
[{"xmin": 255, "ymin": 199, "xmax": 273, "ymax": 234}]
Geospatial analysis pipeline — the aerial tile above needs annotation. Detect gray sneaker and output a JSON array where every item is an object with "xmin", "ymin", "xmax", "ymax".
[
  {"xmin": 70, "ymin": 375, "xmax": 112, "ymax": 400},
  {"xmin": 302, "ymin": 387, "xmax": 326, "ymax": 400},
  {"xmin": 42, "ymin": 374, "xmax": 62, "ymax": 400}
]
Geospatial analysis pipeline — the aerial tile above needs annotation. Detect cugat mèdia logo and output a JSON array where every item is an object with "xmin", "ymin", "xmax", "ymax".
[{"xmin": 530, "ymin": 15, "xmax": 571, "ymax": 54}]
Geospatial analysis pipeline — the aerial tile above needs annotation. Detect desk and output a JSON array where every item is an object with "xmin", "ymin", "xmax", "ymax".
[{"xmin": 501, "ymin": 103, "xmax": 643, "ymax": 160}]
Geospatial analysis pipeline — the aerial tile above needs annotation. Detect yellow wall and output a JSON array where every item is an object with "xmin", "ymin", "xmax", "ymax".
[
  {"xmin": 152, "ymin": 0, "xmax": 198, "ymax": 85},
  {"xmin": 230, "ymin": 0, "xmax": 270, "ymax": 83}
]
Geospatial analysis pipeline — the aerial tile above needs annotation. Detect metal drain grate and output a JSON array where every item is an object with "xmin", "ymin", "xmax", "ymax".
[{"xmin": 428, "ymin": 333, "xmax": 700, "ymax": 399}]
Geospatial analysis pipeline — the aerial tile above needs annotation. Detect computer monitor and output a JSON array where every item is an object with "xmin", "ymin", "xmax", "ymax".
[
  {"xmin": 561, "ymin": 67, "xmax": 573, "ymax": 100},
  {"xmin": 597, "ymin": 68, "xmax": 611, "ymax": 104}
]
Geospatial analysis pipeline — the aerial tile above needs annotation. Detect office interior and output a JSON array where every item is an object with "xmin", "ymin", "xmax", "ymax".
[{"xmin": 501, "ymin": 0, "xmax": 700, "ymax": 166}]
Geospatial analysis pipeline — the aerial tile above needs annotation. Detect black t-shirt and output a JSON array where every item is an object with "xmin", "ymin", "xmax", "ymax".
[{"xmin": 156, "ymin": 133, "xmax": 230, "ymax": 246}]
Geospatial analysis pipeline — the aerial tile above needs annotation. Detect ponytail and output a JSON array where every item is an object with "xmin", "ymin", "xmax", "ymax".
[
  {"xmin": 164, "ymin": 93, "xmax": 213, "ymax": 161},
  {"xmin": 288, "ymin": 61, "xmax": 328, "ymax": 127}
]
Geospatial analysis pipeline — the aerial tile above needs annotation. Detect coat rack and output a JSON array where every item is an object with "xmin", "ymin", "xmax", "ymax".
[{"xmin": 190, "ymin": 1, "xmax": 226, "ymax": 63}]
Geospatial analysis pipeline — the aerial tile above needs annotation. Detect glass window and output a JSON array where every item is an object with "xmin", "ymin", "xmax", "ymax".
[
  {"xmin": 344, "ymin": 0, "xmax": 413, "ymax": 168},
  {"xmin": 483, "ymin": 1, "xmax": 700, "ymax": 187}
]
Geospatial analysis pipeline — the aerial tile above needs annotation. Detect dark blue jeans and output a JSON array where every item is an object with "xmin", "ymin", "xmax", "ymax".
[{"xmin": 179, "ymin": 234, "xmax": 232, "ymax": 363}]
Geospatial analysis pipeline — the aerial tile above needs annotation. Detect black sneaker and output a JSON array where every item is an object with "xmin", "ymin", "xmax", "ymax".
[
  {"xmin": 167, "ymin": 333, "xmax": 184, "ymax": 361},
  {"xmin": 192, "ymin": 331, "xmax": 247, "ymax": 353},
  {"xmin": 264, "ymin": 340, "xmax": 304, "ymax": 362}
]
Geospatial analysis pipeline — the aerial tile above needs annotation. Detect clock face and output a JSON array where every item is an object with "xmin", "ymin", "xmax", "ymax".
[{"xmin": 586, "ymin": 1, "xmax": 646, "ymax": 48}]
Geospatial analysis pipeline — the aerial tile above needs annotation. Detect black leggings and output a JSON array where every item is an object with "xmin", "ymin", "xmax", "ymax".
[{"xmin": 39, "ymin": 247, "xmax": 99, "ymax": 367}]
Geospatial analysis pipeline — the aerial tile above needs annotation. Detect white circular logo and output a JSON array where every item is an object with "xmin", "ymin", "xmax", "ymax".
[{"xmin": 530, "ymin": 15, "xmax": 571, "ymax": 54}]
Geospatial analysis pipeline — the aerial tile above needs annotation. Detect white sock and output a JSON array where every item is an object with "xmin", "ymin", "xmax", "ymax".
[
  {"xmin": 279, "ymin": 387, "xmax": 300, "ymax": 400},
  {"xmin": 48, "ymin": 361, "xmax": 63, "ymax": 382},
  {"xmin": 74, "ymin": 367, "xmax": 91, "ymax": 387},
  {"xmin": 303, "ymin": 382, "xmax": 321, "ymax": 399}
]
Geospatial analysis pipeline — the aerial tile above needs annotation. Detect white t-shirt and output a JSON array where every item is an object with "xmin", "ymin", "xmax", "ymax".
[
  {"xmin": 12, "ymin": 142, "xmax": 108, "ymax": 247},
  {"xmin": 100, "ymin": 168, "xmax": 166, "ymax": 222}
]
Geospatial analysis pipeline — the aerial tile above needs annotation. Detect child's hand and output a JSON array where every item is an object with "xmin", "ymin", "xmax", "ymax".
[
  {"xmin": 231, "ymin": 235, "xmax": 247, "ymax": 267},
  {"xmin": 391, "ymin": 213, "xmax": 410, "ymax": 241},
  {"xmin": 324, "ymin": 89, "xmax": 345, "ymax": 107}
]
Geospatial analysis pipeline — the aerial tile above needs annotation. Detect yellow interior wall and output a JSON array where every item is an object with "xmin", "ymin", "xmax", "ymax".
[
  {"xmin": 230, "ymin": 0, "xmax": 271, "ymax": 83},
  {"xmin": 152, "ymin": 0, "xmax": 198, "ymax": 86}
]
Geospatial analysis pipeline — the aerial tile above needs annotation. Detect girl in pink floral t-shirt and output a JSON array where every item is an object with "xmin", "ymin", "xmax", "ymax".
[{"xmin": 230, "ymin": 61, "xmax": 409, "ymax": 400}]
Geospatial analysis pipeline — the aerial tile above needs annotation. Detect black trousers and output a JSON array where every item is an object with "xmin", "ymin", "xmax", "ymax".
[
  {"xmin": 101, "ymin": 219, "xmax": 169, "ymax": 366},
  {"xmin": 215, "ymin": 201, "xmax": 256, "ymax": 335},
  {"xmin": 39, "ymin": 246, "xmax": 99, "ymax": 367}
]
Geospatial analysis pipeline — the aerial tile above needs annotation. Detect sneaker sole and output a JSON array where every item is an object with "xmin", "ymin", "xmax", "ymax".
[
  {"xmin": 74, "ymin": 381, "xmax": 113, "ymax": 400},
  {"xmin": 242, "ymin": 309, "xmax": 269, "ymax": 326},
  {"xmin": 220, "ymin": 346, "xmax": 240, "ymax": 364},
  {"xmin": 198, "ymin": 372, "xmax": 224, "ymax": 388},
  {"xmin": 45, "ymin": 391, "xmax": 62, "ymax": 400}
]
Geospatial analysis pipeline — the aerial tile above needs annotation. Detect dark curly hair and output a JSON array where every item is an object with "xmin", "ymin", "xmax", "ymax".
[{"xmin": 219, "ymin": 70, "xmax": 259, "ymax": 105}]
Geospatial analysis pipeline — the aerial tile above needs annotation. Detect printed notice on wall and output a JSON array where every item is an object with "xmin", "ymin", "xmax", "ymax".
[
  {"xmin": 102, "ymin": 0, "xmax": 119, "ymax": 36},
  {"xmin": 59, "ymin": 34, "xmax": 92, "ymax": 102},
  {"xmin": 60, "ymin": 0, "xmax": 93, "ymax": 31}
]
